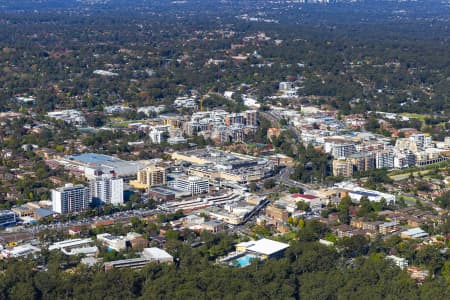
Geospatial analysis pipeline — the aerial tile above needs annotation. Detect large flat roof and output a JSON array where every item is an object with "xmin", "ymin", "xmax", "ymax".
[
  {"xmin": 246, "ymin": 238, "xmax": 289, "ymax": 256},
  {"xmin": 143, "ymin": 247, "xmax": 173, "ymax": 261},
  {"xmin": 67, "ymin": 153, "xmax": 121, "ymax": 164},
  {"xmin": 65, "ymin": 153, "xmax": 150, "ymax": 176}
]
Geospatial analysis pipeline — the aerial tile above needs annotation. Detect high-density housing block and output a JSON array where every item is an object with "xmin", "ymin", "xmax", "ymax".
[{"xmin": 52, "ymin": 184, "xmax": 89, "ymax": 214}]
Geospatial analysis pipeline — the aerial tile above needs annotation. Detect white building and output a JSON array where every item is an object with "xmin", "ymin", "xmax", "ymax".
[
  {"xmin": 149, "ymin": 125, "xmax": 170, "ymax": 144},
  {"xmin": 236, "ymin": 238, "xmax": 289, "ymax": 259},
  {"xmin": 47, "ymin": 110, "xmax": 86, "ymax": 127},
  {"xmin": 168, "ymin": 176, "xmax": 209, "ymax": 195},
  {"xmin": 173, "ymin": 96, "xmax": 197, "ymax": 109},
  {"xmin": 89, "ymin": 172, "xmax": 124, "ymax": 205},
  {"xmin": 279, "ymin": 82, "xmax": 295, "ymax": 91},
  {"xmin": 48, "ymin": 238, "xmax": 97, "ymax": 256},
  {"xmin": 137, "ymin": 105, "xmax": 166, "ymax": 116},
  {"xmin": 142, "ymin": 247, "xmax": 173, "ymax": 263},
  {"xmin": 52, "ymin": 184, "xmax": 89, "ymax": 214},
  {"xmin": 242, "ymin": 95, "xmax": 260, "ymax": 108},
  {"xmin": 348, "ymin": 190, "xmax": 395, "ymax": 203},
  {"xmin": 336, "ymin": 182, "xmax": 396, "ymax": 203},
  {"xmin": 1, "ymin": 244, "xmax": 40, "ymax": 259},
  {"xmin": 104, "ymin": 105, "xmax": 132, "ymax": 114},
  {"xmin": 386, "ymin": 255, "xmax": 408, "ymax": 269},
  {"xmin": 97, "ymin": 233, "xmax": 127, "ymax": 252}
]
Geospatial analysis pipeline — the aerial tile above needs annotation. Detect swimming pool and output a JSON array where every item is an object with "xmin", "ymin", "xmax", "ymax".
[{"xmin": 234, "ymin": 254, "xmax": 257, "ymax": 267}]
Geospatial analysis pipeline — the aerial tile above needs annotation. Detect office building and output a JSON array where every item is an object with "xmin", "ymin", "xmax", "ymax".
[
  {"xmin": 52, "ymin": 184, "xmax": 89, "ymax": 214},
  {"xmin": 168, "ymin": 176, "xmax": 209, "ymax": 195},
  {"xmin": 89, "ymin": 172, "xmax": 124, "ymax": 205}
]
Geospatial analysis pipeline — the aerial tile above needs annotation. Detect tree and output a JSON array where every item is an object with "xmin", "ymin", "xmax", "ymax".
[
  {"xmin": 337, "ymin": 235, "xmax": 370, "ymax": 258},
  {"xmin": 296, "ymin": 201, "xmax": 310, "ymax": 211},
  {"xmin": 263, "ymin": 179, "xmax": 276, "ymax": 189}
]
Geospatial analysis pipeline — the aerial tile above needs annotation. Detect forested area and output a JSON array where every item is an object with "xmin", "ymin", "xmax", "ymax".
[
  {"xmin": 0, "ymin": 0, "xmax": 448, "ymax": 115},
  {"xmin": 1, "ymin": 234, "xmax": 450, "ymax": 300}
]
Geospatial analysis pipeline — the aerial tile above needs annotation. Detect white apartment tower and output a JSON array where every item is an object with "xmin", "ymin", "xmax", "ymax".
[
  {"xmin": 52, "ymin": 184, "xmax": 89, "ymax": 214},
  {"xmin": 89, "ymin": 172, "xmax": 124, "ymax": 205}
]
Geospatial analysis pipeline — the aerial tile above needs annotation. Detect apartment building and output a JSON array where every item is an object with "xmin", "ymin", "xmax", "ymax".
[
  {"xmin": 89, "ymin": 172, "xmax": 124, "ymax": 205},
  {"xmin": 131, "ymin": 165, "xmax": 167, "ymax": 190},
  {"xmin": 52, "ymin": 184, "xmax": 89, "ymax": 214}
]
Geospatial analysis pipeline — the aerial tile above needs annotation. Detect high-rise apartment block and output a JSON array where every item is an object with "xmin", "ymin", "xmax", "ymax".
[
  {"xmin": 131, "ymin": 165, "xmax": 167, "ymax": 190},
  {"xmin": 52, "ymin": 184, "xmax": 89, "ymax": 214},
  {"xmin": 89, "ymin": 172, "xmax": 124, "ymax": 205}
]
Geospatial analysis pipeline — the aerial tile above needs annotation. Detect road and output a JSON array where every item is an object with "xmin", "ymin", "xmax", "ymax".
[{"xmin": 273, "ymin": 166, "xmax": 312, "ymax": 192}]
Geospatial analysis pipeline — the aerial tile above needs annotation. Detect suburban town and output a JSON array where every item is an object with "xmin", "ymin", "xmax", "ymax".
[
  {"xmin": 0, "ymin": 0, "xmax": 449, "ymax": 298},
  {"xmin": 2, "ymin": 79, "xmax": 449, "ymax": 284}
]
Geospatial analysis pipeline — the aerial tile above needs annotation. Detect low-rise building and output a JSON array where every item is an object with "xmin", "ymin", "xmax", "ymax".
[
  {"xmin": 386, "ymin": 255, "xmax": 408, "ymax": 269},
  {"xmin": 265, "ymin": 204, "xmax": 288, "ymax": 224},
  {"xmin": 142, "ymin": 247, "xmax": 173, "ymax": 263},
  {"xmin": 400, "ymin": 227, "xmax": 429, "ymax": 239},
  {"xmin": 97, "ymin": 233, "xmax": 127, "ymax": 252},
  {"xmin": 201, "ymin": 220, "xmax": 226, "ymax": 233},
  {"xmin": 235, "ymin": 238, "xmax": 289, "ymax": 259},
  {"xmin": 104, "ymin": 247, "xmax": 172, "ymax": 271},
  {"xmin": 1, "ymin": 244, "xmax": 40, "ymax": 259},
  {"xmin": 379, "ymin": 222, "xmax": 399, "ymax": 235}
]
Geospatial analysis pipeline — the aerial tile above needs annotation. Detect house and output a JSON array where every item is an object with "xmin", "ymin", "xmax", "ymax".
[{"xmin": 130, "ymin": 237, "xmax": 149, "ymax": 250}]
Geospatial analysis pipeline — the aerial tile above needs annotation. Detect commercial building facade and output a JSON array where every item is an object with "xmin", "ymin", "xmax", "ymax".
[{"xmin": 168, "ymin": 176, "xmax": 209, "ymax": 195}]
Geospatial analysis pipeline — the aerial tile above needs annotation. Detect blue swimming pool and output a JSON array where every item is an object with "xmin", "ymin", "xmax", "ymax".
[{"xmin": 234, "ymin": 254, "xmax": 257, "ymax": 267}]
